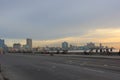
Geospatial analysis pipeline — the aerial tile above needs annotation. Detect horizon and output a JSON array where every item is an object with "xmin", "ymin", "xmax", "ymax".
[{"xmin": 1, "ymin": 38, "xmax": 120, "ymax": 49}]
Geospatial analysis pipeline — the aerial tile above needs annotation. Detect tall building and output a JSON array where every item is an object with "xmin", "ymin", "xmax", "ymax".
[
  {"xmin": 0, "ymin": 39, "xmax": 5, "ymax": 49},
  {"xmin": 26, "ymin": 38, "xmax": 32, "ymax": 49},
  {"xmin": 0, "ymin": 39, "xmax": 5, "ymax": 53},
  {"xmin": 62, "ymin": 42, "xmax": 69, "ymax": 50}
]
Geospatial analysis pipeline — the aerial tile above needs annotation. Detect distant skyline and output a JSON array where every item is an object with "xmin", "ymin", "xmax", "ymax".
[
  {"xmin": 1, "ymin": 0, "xmax": 120, "ymax": 47},
  {"xmin": 3, "ymin": 38, "xmax": 120, "ymax": 49}
]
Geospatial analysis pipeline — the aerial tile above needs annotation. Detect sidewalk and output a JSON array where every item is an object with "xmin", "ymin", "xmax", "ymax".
[
  {"xmin": 6, "ymin": 53, "xmax": 120, "ymax": 60},
  {"xmin": 55, "ymin": 54, "xmax": 120, "ymax": 60}
]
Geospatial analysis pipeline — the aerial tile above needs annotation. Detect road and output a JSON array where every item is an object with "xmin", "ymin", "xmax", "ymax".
[{"xmin": 0, "ymin": 54, "xmax": 120, "ymax": 80}]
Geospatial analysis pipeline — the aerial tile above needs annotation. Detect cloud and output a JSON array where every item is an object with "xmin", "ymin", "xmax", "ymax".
[{"xmin": 0, "ymin": 0, "xmax": 120, "ymax": 41}]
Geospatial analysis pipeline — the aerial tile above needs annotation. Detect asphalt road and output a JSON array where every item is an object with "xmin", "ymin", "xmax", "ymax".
[{"xmin": 0, "ymin": 54, "xmax": 120, "ymax": 80}]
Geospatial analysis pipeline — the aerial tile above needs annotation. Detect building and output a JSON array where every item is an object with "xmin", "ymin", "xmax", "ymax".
[
  {"xmin": 0, "ymin": 39, "xmax": 5, "ymax": 48},
  {"xmin": 86, "ymin": 42, "xmax": 95, "ymax": 48},
  {"xmin": 0, "ymin": 39, "xmax": 5, "ymax": 54},
  {"xmin": 26, "ymin": 38, "xmax": 32, "ymax": 49},
  {"xmin": 62, "ymin": 42, "xmax": 69, "ymax": 50},
  {"xmin": 99, "ymin": 43, "xmax": 104, "ymax": 48},
  {"xmin": 23, "ymin": 45, "xmax": 28, "ymax": 49},
  {"xmin": 13, "ymin": 43, "xmax": 21, "ymax": 50}
]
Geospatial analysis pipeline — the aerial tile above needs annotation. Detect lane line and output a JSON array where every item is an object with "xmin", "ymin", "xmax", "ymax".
[{"xmin": 84, "ymin": 68, "xmax": 105, "ymax": 73}]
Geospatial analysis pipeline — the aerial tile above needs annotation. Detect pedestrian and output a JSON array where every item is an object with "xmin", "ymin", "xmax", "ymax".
[{"xmin": 118, "ymin": 49, "xmax": 120, "ymax": 56}]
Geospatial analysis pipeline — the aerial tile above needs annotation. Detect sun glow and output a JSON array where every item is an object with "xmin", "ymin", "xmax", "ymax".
[{"xmin": 4, "ymin": 28, "xmax": 120, "ymax": 49}]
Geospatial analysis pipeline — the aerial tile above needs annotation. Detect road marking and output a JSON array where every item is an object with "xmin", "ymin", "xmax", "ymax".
[
  {"xmin": 65, "ymin": 60, "xmax": 73, "ymax": 64},
  {"xmin": 80, "ymin": 64, "xmax": 84, "ymax": 66},
  {"xmin": 111, "ymin": 66, "xmax": 120, "ymax": 68},
  {"xmin": 84, "ymin": 68, "xmax": 105, "ymax": 73},
  {"xmin": 103, "ymin": 64, "xmax": 108, "ymax": 67}
]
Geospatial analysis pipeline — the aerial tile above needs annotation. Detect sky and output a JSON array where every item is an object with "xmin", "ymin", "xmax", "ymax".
[{"xmin": 0, "ymin": 0, "xmax": 120, "ymax": 47}]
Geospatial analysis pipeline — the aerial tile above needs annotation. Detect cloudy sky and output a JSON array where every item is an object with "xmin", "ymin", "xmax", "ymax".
[{"xmin": 0, "ymin": 0, "xmax": 120, "ymax": 47}]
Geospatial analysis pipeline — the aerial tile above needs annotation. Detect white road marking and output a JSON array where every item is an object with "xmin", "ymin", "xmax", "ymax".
[
  {"xmin": 84, "ymin": 68, "xmax": 105, "ymax": 73},
  {"xmin": 111, "ymin": 66, "xmax": 120, "ymax": 68},
  {"xmin": 103, "ymin": 64, "xmax": 108, "ymax": 67}
]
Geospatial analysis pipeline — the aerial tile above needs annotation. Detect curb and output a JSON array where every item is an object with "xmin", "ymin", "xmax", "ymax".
[
  {"xmin": 78, "ymin": 56, "xmax": 120, "ymax": 60},
  {"xmin": 6, "ymin": 53, "xmax": 120, "ymax": 60},
  {"xmin": 55, "ymin": 54, "xmax": 120, "ymax": 60}
]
